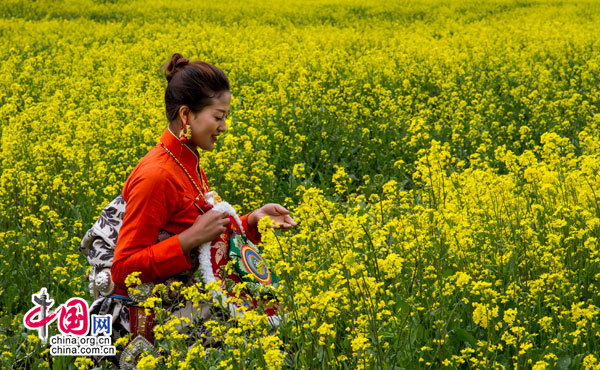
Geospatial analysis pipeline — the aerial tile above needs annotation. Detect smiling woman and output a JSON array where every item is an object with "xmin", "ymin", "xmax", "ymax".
[
  {"xmin": 79, "ymin": 52, "xmax": 296, "ymax": 368},
  {"xmin": 163, "ymin": 54, "xmax": 230, "ymax": 151}
]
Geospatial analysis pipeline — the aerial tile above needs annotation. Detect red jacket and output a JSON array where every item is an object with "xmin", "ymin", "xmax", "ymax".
[{"xmin": 111, "ymin": 128, "xmax": 260, "ymax": 294}]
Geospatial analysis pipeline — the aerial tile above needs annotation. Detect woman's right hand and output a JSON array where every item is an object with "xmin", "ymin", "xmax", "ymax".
[{"xmin": 179, "ymin": 210, "xmax": 230, "ymax": 255}]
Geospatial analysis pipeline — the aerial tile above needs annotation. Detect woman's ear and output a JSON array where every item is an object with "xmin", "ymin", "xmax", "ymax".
[{"xmin": 178, "ymin": 105, "xmax": 190, "ymax": 125}]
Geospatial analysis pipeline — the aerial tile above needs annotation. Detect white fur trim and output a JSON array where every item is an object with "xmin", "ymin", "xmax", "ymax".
[
  {"xmin": 198, "ymin": 197, "xmax": 246, "ymax": 318},
  {"xmin": 197, "ymin": 197, "xmax": 282, "ymax": 325},
  {"xmin": 204, "ymin": 191, "xmax": 214, "ymax": 205},
  {"xmin": 204, "ymin": 194, "xmax": 245, "ymax": 237}
]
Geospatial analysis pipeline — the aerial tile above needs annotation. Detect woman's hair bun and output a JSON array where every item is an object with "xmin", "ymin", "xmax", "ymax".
[
  {"xmin": 162, "ymin": 53, "xmax": 230, "ymax": 122},
  {"xmin": 162, "ymin": 53, "xmax": 189, "ymax": 82}
]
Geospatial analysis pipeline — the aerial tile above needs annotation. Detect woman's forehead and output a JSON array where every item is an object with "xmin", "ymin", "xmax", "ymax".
[{"xmin": 210, "ymin": 91, "xmax": 231, "ymax": 110}]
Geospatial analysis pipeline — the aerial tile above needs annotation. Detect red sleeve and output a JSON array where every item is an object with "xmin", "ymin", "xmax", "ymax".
[
  {"xmin": 240, "ymin": 211, "xmax": 262, "ymax": 244},
  {"xmin": 111, "ymin": 167, "xmax": 191, "ymax": 292}
]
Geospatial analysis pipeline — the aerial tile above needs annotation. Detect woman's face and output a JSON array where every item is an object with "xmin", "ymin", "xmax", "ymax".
[{"xmin": 188, "ymin": 91, "xmax": 231, "ymax": 151}]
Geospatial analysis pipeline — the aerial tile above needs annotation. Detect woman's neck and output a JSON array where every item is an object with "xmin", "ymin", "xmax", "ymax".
[{"xmin": 167, "ymin": 126, "xmax": 197, "ymax": 151}]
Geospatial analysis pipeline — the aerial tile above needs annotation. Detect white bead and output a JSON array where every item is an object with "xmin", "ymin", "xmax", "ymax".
[{"xmin": 95, "ymin": 268, "xmax": 116, "ymax": 296}]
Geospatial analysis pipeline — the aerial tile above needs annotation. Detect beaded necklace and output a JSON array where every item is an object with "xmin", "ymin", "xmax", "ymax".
[{"xmin": 161, "ymin": 144, "xmax": 209, "ymax": 202}]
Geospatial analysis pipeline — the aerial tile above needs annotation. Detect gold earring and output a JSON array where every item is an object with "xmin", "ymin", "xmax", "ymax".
[
  {"xmin": 179, "ymin": 112, "xmax": 192, "ymax": 143},
  {"xmin": 179, "ymin": 123, "xmax": 192, "ymax": 143}
]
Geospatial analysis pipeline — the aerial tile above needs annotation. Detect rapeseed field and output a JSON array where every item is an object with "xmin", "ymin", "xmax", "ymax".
[{"xmin": 1, "ymin": 0, "xmax": 600, "ymax": 368}]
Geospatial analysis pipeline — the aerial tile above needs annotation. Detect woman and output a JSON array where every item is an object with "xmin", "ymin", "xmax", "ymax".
[
  {"xmin": 112, "ymin": 54, "xmax": 296, "ymax": 297},
  {"xmin": 82, "ymin": 53, "xmax": 296, "ymax": 368}
]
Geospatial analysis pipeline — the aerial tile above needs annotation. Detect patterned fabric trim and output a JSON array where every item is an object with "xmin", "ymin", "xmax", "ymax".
[{"xmin": 129, "ymin": 305, "xmax": 155, "ymax": 344}]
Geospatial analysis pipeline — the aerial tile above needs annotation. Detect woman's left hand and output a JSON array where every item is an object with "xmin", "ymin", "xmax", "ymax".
[{"xmin": 249, "ymin": 203, "xmax": 297, "ymax": 230}]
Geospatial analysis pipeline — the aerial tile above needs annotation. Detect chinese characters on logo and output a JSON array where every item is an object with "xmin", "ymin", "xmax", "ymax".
[{"xmin": 23, "ymin": 287, "xmax": 111, "ymax": 342}]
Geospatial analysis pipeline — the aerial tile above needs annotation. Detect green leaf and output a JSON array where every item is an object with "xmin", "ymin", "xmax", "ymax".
[
  {"xmin": 557, "ymin": 356, "xmax": 571, "ymax": 370},
  {"xmin": 452, "ymin": 328, "xmax": 476, "ymax": 347}
]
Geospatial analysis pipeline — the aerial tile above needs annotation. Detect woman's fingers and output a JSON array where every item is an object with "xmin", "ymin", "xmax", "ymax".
[
  {"xmin": 254, "ymin": 203, "xmax": 297, "ymax": 229},
  {"xmin": 268, "ymin": 215, "xmax": 297, "ymax": 229},
  {"xmin": 284, "ymin": 214, "xmax": 297, "ymax": 226},
  {"xmin": 274, "ymin": 204, "xmax": 290, "ymax": 214}
]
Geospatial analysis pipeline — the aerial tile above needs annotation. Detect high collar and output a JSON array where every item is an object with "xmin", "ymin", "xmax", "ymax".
[{"xmin": 160, "ymin": 128, "xmax": 201, "ymax": 178}]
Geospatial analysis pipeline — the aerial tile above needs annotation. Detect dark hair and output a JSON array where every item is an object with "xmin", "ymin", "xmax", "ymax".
[{"xmin": 162, "ymin": 53, "xmax": 230, "ymax": 122}]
